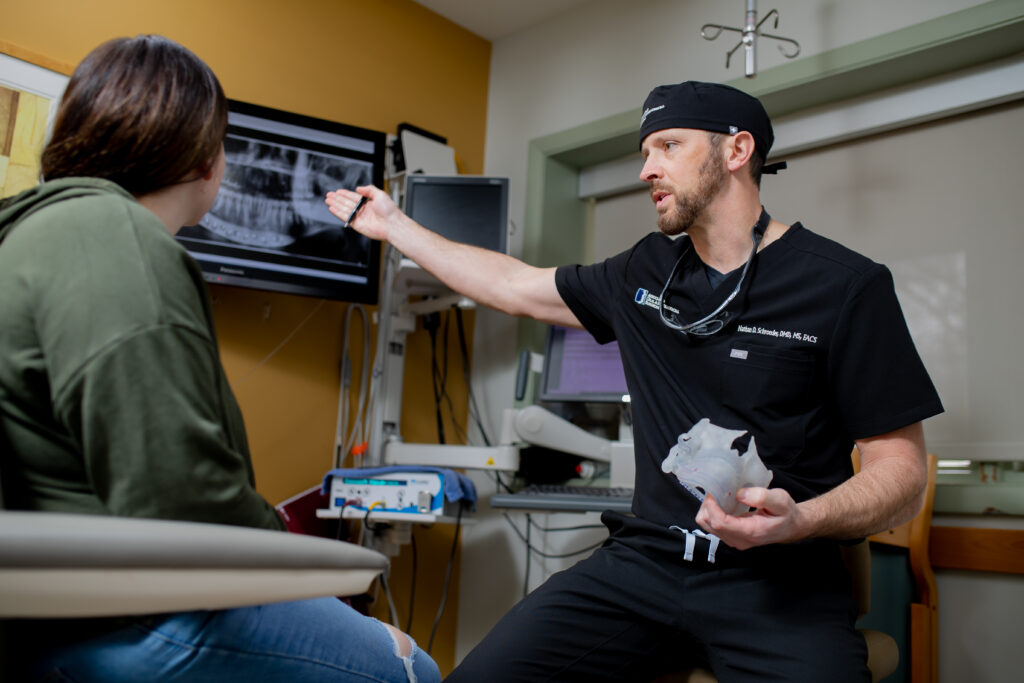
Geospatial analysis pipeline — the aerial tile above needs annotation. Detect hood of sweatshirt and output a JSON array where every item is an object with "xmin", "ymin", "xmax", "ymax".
[{"xmin": 0, "ymin": 177, "xmax": 133, "ymax": 246}]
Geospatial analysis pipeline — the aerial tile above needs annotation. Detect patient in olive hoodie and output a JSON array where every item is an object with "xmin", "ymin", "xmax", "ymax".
[
  {"xmin": 0, "ymin": 35, "xmax": 438, "ymax": 683},
  {"xmin": 0, "ymin": 66, "xmax": 281, "ymax": 531}
]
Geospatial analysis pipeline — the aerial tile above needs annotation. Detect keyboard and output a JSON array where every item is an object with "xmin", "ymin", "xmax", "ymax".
[{"xmin": 490, "ymin": 484, "xmax": 634, "ymax": 513}]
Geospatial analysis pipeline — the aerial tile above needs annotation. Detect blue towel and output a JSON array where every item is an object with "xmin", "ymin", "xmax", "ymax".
[{"xmin": 322, "ymin": 466, "xmax": 477, "ymax": 511}]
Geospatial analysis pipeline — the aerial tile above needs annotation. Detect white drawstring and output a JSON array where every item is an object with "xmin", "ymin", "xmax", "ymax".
[{"xmin": 669, "ymin": 526, "xmax": 721, "ymax": 563}]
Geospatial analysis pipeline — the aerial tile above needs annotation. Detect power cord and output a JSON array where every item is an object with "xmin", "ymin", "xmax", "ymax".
[
  {"xmin": 379, "ymin": 566, "xmax": 400, "ymax": 628},
  {"xmin": 524, "ymin": 513, "xmax": 532, "ymax": 596},
  {"xmin": 438, "ymin": 312, "xmax": 468, "ymax": 443},
  {"xmin": 502, "ymin": 512, "xmax": 607, "ymax": 597},
  {"xmin": 427, "ymin": 502, "xmax": 464, "ymax": 654},
  {"xmin": 405, "ymin": 532, "xmax": 418, "ymax": 633},
  {"xmin": 503, "ymin": 514, "xmax": 605, "ymax": 558},
  {"xmin": 335, "ymin": 303, "xmax": 371, "ymax": 468},
  {"xmin": 424, "ymin": 311, "xmax": 447, "ymax": 444},
  {"xmin": 455, "ymin": 308, "xmax": 492, "ymax": 447},
  {"xmin": 234, "ymin": 299, "xmax": 326, "ymax": 387},
  {"xmin": 487, "ymin": 470, "xmax": 515, "ymax": 494}
]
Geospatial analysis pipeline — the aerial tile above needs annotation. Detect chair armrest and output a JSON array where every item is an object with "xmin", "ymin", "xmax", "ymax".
[{"xmin": 0, "ymin": 512, "xmax": 388, "ymax": 618}]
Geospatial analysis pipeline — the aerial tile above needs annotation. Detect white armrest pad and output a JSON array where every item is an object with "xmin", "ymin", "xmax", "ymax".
[
  {"xmin": 0, "ymin": 512, "xmax": 389, "ymax": 618},
  {"xmin": 0, "ymin": 568, "xmax": 383, "ymax": 617},
  {"xmin": 0, "ymin": 512, "xmax": 387, "ymax": 570}
]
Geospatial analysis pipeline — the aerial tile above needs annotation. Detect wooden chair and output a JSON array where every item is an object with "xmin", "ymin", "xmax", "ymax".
[
  {"xmin": 857, "ymin": 450, "xmax": 939, "ymax": 683},
  {"xmin": 658, "ymin": 450, "xmax": 938, "ymax": 683}
]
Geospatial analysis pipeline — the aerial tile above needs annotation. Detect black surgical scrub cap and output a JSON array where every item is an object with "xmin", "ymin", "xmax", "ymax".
[{"xmin": 639, "ymin": 81, "xmax": 786, "ymax": 173}]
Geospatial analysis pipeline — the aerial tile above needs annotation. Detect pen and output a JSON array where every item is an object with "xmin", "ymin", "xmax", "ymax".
[{"xmin": 344, "ymin": 195, "xmax": 368, "ymax": 227}]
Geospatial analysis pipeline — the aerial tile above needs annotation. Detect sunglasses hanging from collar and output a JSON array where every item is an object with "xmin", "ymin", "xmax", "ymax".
[{"xmin": 658, "ymin": 209, "xmax": 769, "ymax": 337}]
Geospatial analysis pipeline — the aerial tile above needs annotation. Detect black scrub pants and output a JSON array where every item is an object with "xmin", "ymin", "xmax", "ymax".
[{"xmin": 446, "ymin": 513, "xmax": 869, "ymax": 683}]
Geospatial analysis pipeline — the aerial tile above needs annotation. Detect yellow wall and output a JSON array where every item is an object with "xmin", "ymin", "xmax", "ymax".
[{"xmin": 2, "ymin": 0, "xmax": 490, "ymax": 673}]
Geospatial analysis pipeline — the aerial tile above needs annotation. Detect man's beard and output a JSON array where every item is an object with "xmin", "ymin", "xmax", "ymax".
[{"xmin": 656, "ymin": 146, "xmax": 728, "ymax": 236}]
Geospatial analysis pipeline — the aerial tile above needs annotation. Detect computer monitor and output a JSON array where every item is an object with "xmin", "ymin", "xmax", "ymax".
[
  {"xmin": 402, "ymin": 175, "xmax": 509, "ymax": 253},
  {"xmin": 175, "ymin": 100, "xmax": 386, "ymax": 303},
  {"xmin": 538, "ymin": 325, "xmax": 630, "ymax": 404}
]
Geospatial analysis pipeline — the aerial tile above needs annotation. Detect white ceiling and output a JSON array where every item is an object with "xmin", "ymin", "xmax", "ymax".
[{"xmin": 411, "ymin": 0, "xmax": 594, "ymax": 41}]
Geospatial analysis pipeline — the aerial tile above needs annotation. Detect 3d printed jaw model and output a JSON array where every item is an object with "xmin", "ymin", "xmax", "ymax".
[{"xmin": 661, "ymin": 418, "xmax": 773, "ymax": 515}]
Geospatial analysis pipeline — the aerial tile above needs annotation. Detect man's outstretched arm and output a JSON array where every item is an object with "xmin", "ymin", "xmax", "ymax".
[{"xmin": 326, "ymin": 186, "xmax": 580, "ymax": 328}]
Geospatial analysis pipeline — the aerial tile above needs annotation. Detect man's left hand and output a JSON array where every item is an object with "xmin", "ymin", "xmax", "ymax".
[{"xmin": 695, "ymin": 487, "xmax": 810, "ymax": 550}]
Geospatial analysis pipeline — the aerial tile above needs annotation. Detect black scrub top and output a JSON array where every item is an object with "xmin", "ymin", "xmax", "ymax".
[{"xmin": 556, "ymin": 220, "xmax": 943, "ymax": 535}]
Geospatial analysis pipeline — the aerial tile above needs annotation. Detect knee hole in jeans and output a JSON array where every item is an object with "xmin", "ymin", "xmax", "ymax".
[{"xmin": 384, "ymin": 623, "xmax": 413, "ymax": 658}]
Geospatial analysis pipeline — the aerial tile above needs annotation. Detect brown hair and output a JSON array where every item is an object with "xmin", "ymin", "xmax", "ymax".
[{"xmin": 41, "ymin": 35, "xmax": 227, "ymax": 195}]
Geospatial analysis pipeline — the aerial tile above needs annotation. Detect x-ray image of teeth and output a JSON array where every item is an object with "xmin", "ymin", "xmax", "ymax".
[{"xmin": 201, "ymin": 134, "xmax": 373, "ymax": 250}]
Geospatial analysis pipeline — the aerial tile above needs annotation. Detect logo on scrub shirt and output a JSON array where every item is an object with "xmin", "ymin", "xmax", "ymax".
[
  {"xmin": 634, "ymin": 287, "xmax": 660, "ymax": 308},
  {"xmin": 634, "ymin": 287, "xmax": 677, "ymax": 313}
]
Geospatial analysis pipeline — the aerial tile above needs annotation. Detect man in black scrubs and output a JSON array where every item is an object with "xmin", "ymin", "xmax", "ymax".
[{"xmin": 326, "ymin": 81, "xmax": 943, "ymax": 682}]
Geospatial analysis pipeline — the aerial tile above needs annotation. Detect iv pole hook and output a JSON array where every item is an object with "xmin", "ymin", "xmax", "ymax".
[{"xmin": 699, "ymin": 1, "xmax": 801, "ymax": 78}]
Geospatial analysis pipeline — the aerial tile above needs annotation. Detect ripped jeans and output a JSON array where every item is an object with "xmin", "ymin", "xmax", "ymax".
[{"xmin": 20, "ymin": 597, "xmax": 440, "ymax": 683}]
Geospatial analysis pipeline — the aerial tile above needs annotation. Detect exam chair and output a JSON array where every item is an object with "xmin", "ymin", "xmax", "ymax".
[
  {"xmin": 0, "ymin": 467, "xmax": 388, "ymax": 668},
  {"xmin": 658, "ymin": 451, "xmax": 939, "ymax": 683}
]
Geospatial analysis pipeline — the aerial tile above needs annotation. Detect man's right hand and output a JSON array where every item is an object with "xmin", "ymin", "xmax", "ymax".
[{"xmin": 325, "ymin": 185, "xmax": 400, "ymax": 242}]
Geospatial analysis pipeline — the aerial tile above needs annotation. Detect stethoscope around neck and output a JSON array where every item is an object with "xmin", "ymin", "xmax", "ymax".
[{"xmin": 658, "ymin": 209, "xmax": 770, "ymax": 337}]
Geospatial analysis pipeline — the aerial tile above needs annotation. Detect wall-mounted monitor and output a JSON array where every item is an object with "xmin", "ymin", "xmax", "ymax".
[
  {"xmin": 401, "ymin": 174, "xmax": 509, "ymax": 254},
  {"xmin": 176, "ymin": 100, "xmax": 386, "ymax": 302},
  {"xmin": 539, "ymin": 325, "xmax": 630, "ymax": 404}
]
